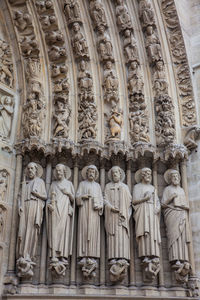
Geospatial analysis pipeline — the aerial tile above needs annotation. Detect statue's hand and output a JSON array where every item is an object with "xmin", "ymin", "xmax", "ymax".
[
  {"xmin": 48, "ymin": 203, "xmax": 54, "ymax": 212},
  {"xmin": 111, "ymin": 207, "xmax": 119, "ymax": 213},
  {"xmin": 61, "ymin": 188, "xmax": 69, "ymax": 195},
  {"xmin": 172, "ymin": 193, "xmax": 178, "ymax": 199},
  {"xmin": 144, "ymin": 191, "xmax": 152, "ymax": 201}
]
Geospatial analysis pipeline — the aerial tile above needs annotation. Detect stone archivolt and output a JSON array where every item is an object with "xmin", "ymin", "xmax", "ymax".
[{"xmin": 0, "ymin": 0, "xmax": 199, "ymax": 299}]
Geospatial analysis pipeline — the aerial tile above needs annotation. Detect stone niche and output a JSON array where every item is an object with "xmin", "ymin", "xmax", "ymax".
[{"xmin": 0, "ymin": 0, "xmax": 200, "ymax": 299}]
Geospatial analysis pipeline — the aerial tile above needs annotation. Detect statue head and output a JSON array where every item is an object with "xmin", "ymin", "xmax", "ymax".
[
  {"xmin": 82, "ymin": 165, "xmax": 99, "ymax": 182},
  {"xmin": 140, "ymin": 167, "xmax": 152, "ymax": 184},
  {"xmin": 108, "ymin": 166, "xmax": 125, "ymax": 183},
  {"xmin": 54, "ymin": 164, "xmax": 71, "ymax": 181},
  {"xmin": 124, "ymin": 29, "xmax": 131, "ymax": 37},
  {"xmin": 156, "ymin": 60, "xmax": 164, "ymax": 71},
  {"xmin": 27, "ymin": 162, "xmax": 39, "ymax": 179},
  {"xmin": 164, "ymin": 169, "xmax": 180, "ymax": 186},
  {"xmin": 73, "ymin": 22, "xmax": 80, "ymax": 32},
  {"xmin": 146, "ymin": 25, "xmax": 153, "ymax": 35}
]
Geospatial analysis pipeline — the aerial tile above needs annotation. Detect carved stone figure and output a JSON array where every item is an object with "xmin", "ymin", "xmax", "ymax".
[
  {"xmin": 35, "ymin": 0, "xmax": 53, "ymax": 13},
  {"xmin": 64, "ymin": 0, "xmax": 81, "ymax": 25},
  {"xmin": 78, "ymin": 257, "xmax": 97, "ymax": 278},
  {"xmin": 13, "ymin": 11, "xmax": 32, "ymax": 34},
  {"xmin": 71, "ymin": 23, "xmax": 89, "ymax": 59},
  {"xmin": 107, "ymin": 107, "xmax": 123, "ymax": 140},
  {"xmin": 132, "ymin": 168, "xmax": 161, "ymax": 281},
  {"xmin": 141, "ymin": 257, "xmax": 160, "ymax": 281},
  {"xmin": 162, "ymin": 169, "xmax": 191, "ymax": 283},
  {"xmin": 145, "ymin": 26, "xmax": 162, "ymax": 63},
  {"xmin": 98, "ymin": 27, "xmax": 113, "ymax": 62},
  {"xmin": 0, "ymin": 170, "xmax": 8, "ymax": 202},
  {"xmin": 115, "ymin": 0, "xmax": 132, "ymax": 32},
  {"xmin": 78, "ymin": 102, "xmax": 97, "ymax": 140},
  {"xmin": 129, "ymin": 112, "xmax": 149, "ymax": 144},
  {"xmin": 48, "ymin": 45, "xmax": 67, "ymax": 62},
  {"xmin": 40, "ymin": 15, "xmax": 56, "ymax": 29},
  {"xmin": 0, "ymin": 95, "xmax": 14, "ymax": 137},
  {"xmin": 23, "ymin": 81, "xmax": 45, "ymax": 138},
  {"xmin": 123, "ymin": 29, "xmax": 138, "ymax": 64},
  {"xmin": 103, "ymin": 61, "xmax": 119, "ymax": 107},
  {"xmin": 17, "ymin": 162, "xmax": 47, "ymax": 278},
  {"xmin": 20, "ymin": 36, "xmax": 39, "ymax": 58},
  {"xmin": 153, "ymin": 60, "xmax": 168, "ymax": 95},
  {"xmin": 45, "ymin": 31, "xmax": 64, "ymax": 45},
  {"xmin": 47, "ymin": 164, "xmax": 75, "ymax": 277},
  {"xmin": 155, "ymin": 95, "xmax": 175, "ymax": 146},
  {"xmin": 90, "ymin": 0, "xmax": 107, "ymax": 31},
  {"xmin": 184, "ymin": 126, "xmax": 200, "ymax": 151},
  {"xmin": 128, "ymin": 61, "xmax": 144, "ymax": 95},
  {"xmin": 139, "ymin": 0, "xmax": 155, "ymax": 28},
  {"xmin": 76, "ymin": 165, "xmax": 103, "ymax": 277},
  {"xmin": 53, "ymin": 100, "xmax": 71, "ymax": 138},
  {"xmin": 0, "ymin": 39, "xmax": 14, "ymax": 88},
  {"xmin": 104, "ymin": 166, "xmax": 132, "ymax": 282},
  {"xmin": 78, "ymin": 60, "xmax": 93, "ymax": 102}
]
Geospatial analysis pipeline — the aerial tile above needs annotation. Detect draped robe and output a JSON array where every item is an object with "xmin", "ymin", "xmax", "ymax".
[
  {"xmin": 132, "ymin": 183, "xmax": 161, "ymax": 258},
  {"xmin": 47, "ymin": 179, "xmax": 75, "ymax": 258},
  {"xmin": 104, "ymin": 182, "xmax": 132, "ymax": 260},
  {"xmin": 162, "ymin": 185, "xmax": 190, "ymax": 262},
  {"xmin": 76, "ymin": 180, "xmax": 103, "ymax": 258},
  {"xmin": 18, "ymin": 177, "xmax": 47, "ymax": 260}
]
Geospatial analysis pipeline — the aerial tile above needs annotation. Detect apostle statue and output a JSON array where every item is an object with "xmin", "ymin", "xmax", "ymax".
[
  {"xmin": 17, "ymin": 162, "xmax": 47, "ymax": 279},
  {"xmin": 76, "ymin": 165, "xmax": 103, "ymax": 278},
  {"xmin": 47, "ymin": 164, "xmax": 75, "ymax": 277},
  {"xmin": 162, "ymin": 169, "xmax": 191, "ymax": 283},
  {"xmin": 104, "ymin": 166, "xmax": 132, "ymax": 282},
  {"xmin": 132, "ymin": 167, "xmax": 161, "ymax": 281}
]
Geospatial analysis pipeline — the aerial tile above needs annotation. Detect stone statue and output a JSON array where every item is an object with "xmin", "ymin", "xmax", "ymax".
[
  {"xmin": 64, "ymin": 0, "xmax": 81, "ymax": 24},
  {"xmin": 184, "ymin": 126, "xmax": 200, "ymax": 151},
  {"xmin": 145, "ymin": 25, "xmax": 162, "ymax": 63},
  {"xmin": 90, "ymin": 0, "xmax": 107, "ymax": 31},
  {"xmin": 162, "ymin": 169, "xmax": 191, "ymax": 283},
  {"xmin": 128, "ymin": 61, "xmax": 144, "ymax": 95},
  {"xmin": 104, "ymin": 166, "xmax": 132, "ymax": 282},
  {"xmin": 108, "ymin": 107, "xmax": 123, "ymax": 140},
  {"xmin": 132, "ymin": 168, "xmax": 161, "ymax": 281},
  {"xmin": 103, "ymin": 61, "xmax": 119, "ymax": 107},
  {"xmin": 0, "ymin": 39, "xmax": 14, "ymax": 88},
  {"xmin": 153, "ymin": 60, "xmax": 168, "ymax": 95},
  {"xmin": 0, "ymin": 170, "xmax": 8, "ymax": 202},
  {"xmin": 0, "ymin": 95, "xmax": 14, "ymax": 137},
  {"xmin": 47, "ymin": 164, "xmax": 75, "ymax": 277},
  {"xmin": 97, "ymin": 27, "xmax": 113, "ymax": 62},
  {"xmin": 71, "ymin": 22, "xmax": 89, "ymax": 60},
  {"xmin": 115, "ymin": 0, "xmax": 132, "ymax": 32},
  {"xmin": 78, "ymin": 60, "xmax": 93, "ymax": 102},
  {"xmin": 139, "ymin": 0, "xmax": 155, "ymax": 28},
  {"xmin": 123, "ymin": 30, "xmax": 138, "ymax": 64},
  {"xmin": 53, "ymin": 100, "xmax": 71, "ymax": 138},
  {"xmin": 78, "ymin": 102, "xmax": 97, "ymax": 140},
  {"xmin": 13, "ymin": 11, "xmax": 32, "ymax": 34},
  {"xmin": 76, "ymin": 165, "xmax": 103, "ymax": 278},
  {"xmin": 17, "ymin": 162, "xmax": 47, "ymax": 278}
]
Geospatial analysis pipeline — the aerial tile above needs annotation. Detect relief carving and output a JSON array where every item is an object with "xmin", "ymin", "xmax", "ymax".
[
  {"xmin": 17, "ymin": 162, "xmax": 47, "ymax": 278},
  {"xmin": 89, "ymin": 0, "xmax": 107, "ymax": 31},
  {"xmin": 97, "ymin": 27, "xmax": 114, "ymax": 62},
  {"xmin": 107, "ymin": 107, "xmax": 123, "ymax": 141},
  {"xmin": 64, "ymin": 0, "xmax": 81, "ymax": 25},
  {"xmin": 132, "ymin": 168, "xmax": 161, "ymax": 282},
  {"xmin": 162, "ymin": 169, "xmax": 191, "ymax": 283},
  {"xmin": 48, "ymin": 45, "xmax": 67, "ymax": 62},
  {"xmin": 0, "ymin": 169, "xmax": 8, "ymax": 202},
  {"xmin": 0, "ymin": 39, "xmax": 14, "ymax": 88},
  {"xmin": 145, "ymin": 25, "xmax": 162, "ymax": 64},
  {"xmin": 104, "ymin": 166, "xmax": 131, "ymax": 282},
  {"xmin": 78, "ymin": 60, "xmax": 94, "ymax": 102},
  {"xmin": 128, "ymin": 61, "xmax": 144, "ymax": 96},
  {"xmin": 47, "ymin": 164, "xmax": 75, "ymax": 277},
  {"xmin": 0, "ymin": 94, "xmax": 14, "ymax": 138},
  {"xmin": 13, "ymin": 11, "xmax": 32, "ymax": 35},
  {"xmin": 103, "ymin": 61, "xmax": 119, "ymax": 107},
  {"xmin": 184, "ymin": 126, "xmax": 200, "ymax": 151},
  {"xmin": 123, "ymin": 29, "xmax": 138, "ymax": 64},
  {"xmin": 115, "ymin": 0, "xmax": 132, "ymax": 32},
  {"xmin": 78, "ymin": 102, "xmax": 97, "ymax": 141},
  {"xmin": 53, "ymin": 99, "xmax": 71, "ymax": 138},
  {"xmin": 153, "ymin": 60, "xmax": 168, "ymax": 95},
  {"xmin": 19, "ymin": 36, "xmax": 39, "ymax": 58},
  {"xmin": 71, "ymin": 22, "xmax": 89, "ymax": 60},
  {"xmin": 35, "ymin": 0, "xmax": 53, "ymax": 13},
  {"xmin": 139, "ymin": 0, "xmax": 155, "ymax": 29},
  {"xmin": 76, "ymin": 165, "xmax": 103, "ymax": 278}
]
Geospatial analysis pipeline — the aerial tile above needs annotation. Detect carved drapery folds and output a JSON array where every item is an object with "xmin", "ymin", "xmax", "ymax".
[
  {"xmin": 113, "ymin": 0, "xmax": 150, "ymax": 145},
  {"xmin": 138, "ymin": 0, "xmax": 175, "ymax": 147},
  {"xmin": 161, "ymin": 0, "xmax": 197, "ymax": 127},
  {"xmin": 0, "ymin": 92, "xmax": 14, "ymax": 138},
  {"xmin": 64, "ymin": 1, "xmax": 97, "ymax": 142}
]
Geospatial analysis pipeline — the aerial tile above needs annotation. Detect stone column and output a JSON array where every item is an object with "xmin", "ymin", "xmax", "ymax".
[{"xmin": 100, "ymin": 160, "xmax": 105, "ymax": 285}]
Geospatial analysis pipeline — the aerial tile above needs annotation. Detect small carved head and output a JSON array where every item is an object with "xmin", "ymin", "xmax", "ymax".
[
  {"xmin": 86, "ymin": 166, "xmax": 97, "ymax": 182},
  {"xmin": 169, "ymin": 170, "xmax": 180, "ymax": 186},
  {"xmin": 72, "ymin": 22, "xmax": 80, "ymax": 32},
  {"xmin": 141, "ymin": 167, "xmax": 152, "ymax": 184},
  {"xmin": 146, "ymin": 25, "xmax": 153, "ymax": 35},
  {"xmin": 124, "ymin": 29, "xmax": 131, "ymax": 37},
  {"xmin": 27, "ymin": 162, "xmax": 38, "ymax": 179}
]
